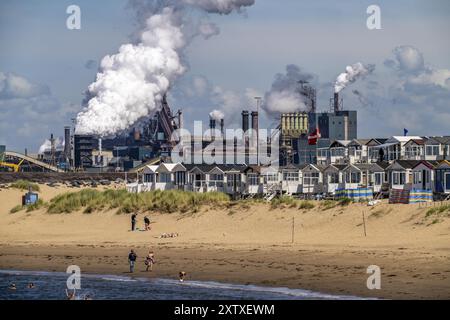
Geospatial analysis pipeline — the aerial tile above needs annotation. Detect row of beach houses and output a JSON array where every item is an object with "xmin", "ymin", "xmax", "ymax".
[
  {"xmin": 126, "ymin": 135, "xmax": 450, "ymax": 200},
  {"xmin": 126, "ymin": 160, "xmax": 450, "ymax": 201}
]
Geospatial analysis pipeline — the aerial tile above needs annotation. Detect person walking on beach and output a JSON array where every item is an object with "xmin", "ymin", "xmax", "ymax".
[
  {"xmin": 144, "ymin": 216, "xmax": 151, "ymax": 231},
  {"xmin": 145, "ymin": 251, "xmax": 155, "ymax": 272},
  {"xmin": 128, "ymin": 249, "xmax": 137, "ymax": 273},
  {"xmin": 131, "ymin": 213, "xmax": 137, "ymax": 231}
]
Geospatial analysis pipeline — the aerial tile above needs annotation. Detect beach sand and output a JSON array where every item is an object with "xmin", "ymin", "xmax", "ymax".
[{"xmin": 0, "ymin": 184, "xmax": 449, "ymax": 299}]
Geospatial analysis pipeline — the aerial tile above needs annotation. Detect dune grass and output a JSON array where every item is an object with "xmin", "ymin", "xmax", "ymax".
[
  {"xmin": 320, "ymin": 200, "xmax": 338, "ymax": 210},
  {"xmin": 270, "ymin": 196, "xmax": 315, "ymax": 210},
  {"xmin": 10, "ymin": 180, "xmax": 40, "ymax": 192},
  {"xmin": 9, "ymin": 199, "xmax": 46, "ymax": 213},
  {"xmin": 45, "ymin": 189, "xmax": 230, "ymax": 214},
  {"xmin": 425, "ymin": 204, "xmax": 450, "ymax": 218}
]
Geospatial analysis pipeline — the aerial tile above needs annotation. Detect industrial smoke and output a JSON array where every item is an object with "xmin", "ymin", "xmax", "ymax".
[
  {"xmin": 262, "ymin": 64, "xmax": 315, "ymax": 116},
  {"xmin": 75, "ymin": 0, "xmax": 255, "ymax": 136},
  {"xmin": 209, "ymin": 109, "xmax": 225, "ymax": 120},
  {"xmin": 334, "ymin": 62, "xmax": 375, "ymax": 93}
]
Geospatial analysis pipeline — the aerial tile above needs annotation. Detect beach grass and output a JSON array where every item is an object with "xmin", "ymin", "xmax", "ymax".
[
  {"xmin": 9, "ymin": 199, "xmax": 46, "ymax": 213},
  {"xmin": 320, "ymin": 200, "xmax": 338, "ymax": 210},
  {"xmin": 10, "ymin": 180, "xmax": 40, "ymax": 192},
  {"xmin": 338, "ymin": 197, "xmax": 353, "ymax": 206},
  {"xmin": 46, "ymin": 189, "xmax": 230, "ymax": 214},
  {"xmin": 425, "ymin": 204, "xmax": 450, "ymax": 218},
  {"xmin": 270, "ymin": 196, "xmax": 315, "ymax": 210}
]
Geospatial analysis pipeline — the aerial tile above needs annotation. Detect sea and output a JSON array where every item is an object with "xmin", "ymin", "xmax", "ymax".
[{"xmin": 0, "ymin": 269, "xmax": 362, "ymax": 300}]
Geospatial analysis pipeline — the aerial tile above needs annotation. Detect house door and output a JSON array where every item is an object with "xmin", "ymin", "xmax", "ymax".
[
  {"xmin": 445, "ymin": 172, "xmax": 450, "ymax": 192},
  {"xmin": 422, "ymin": 170, "xmax": 427, "ymax": 189}
]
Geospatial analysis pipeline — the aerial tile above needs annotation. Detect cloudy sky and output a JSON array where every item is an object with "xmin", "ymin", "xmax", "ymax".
[{"xmin": 0, "ymin": 0, "xmax": 449, "ymax": 152}]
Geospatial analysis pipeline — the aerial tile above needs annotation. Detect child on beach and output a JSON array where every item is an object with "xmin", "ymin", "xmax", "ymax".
[{"xmin": 145, "ymin": 251, "xmax": 155, "ymax": 271}]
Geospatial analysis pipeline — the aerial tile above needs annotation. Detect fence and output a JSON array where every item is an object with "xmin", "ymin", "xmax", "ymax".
[
  {"xmin": 409, "ymin": 189, "xmax": 433, "ymax": 203},
  {"xmin": 389, "ymin": 188, "xmax": 410, "ymax": 204},
  {"xmin": 335, "ymin": 187, "xmax": 373, "ymax": 202}
]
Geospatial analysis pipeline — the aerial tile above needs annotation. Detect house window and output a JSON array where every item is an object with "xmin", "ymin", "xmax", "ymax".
[
  {"xmin": 426, "ymin": 145, "xmax": 440, "ymax": 156},
  {"xmin": 247, "ymin": 173, "xmax": 259, "ymax": 186},
  {"xmin": 304, "ymin": 172, "xmax": 319, "ymax": 185},
  {"xmin": 264, "ymin": 173, "xmax": 279, "ymax": 183},
  {"xmin": 374, "ymin": 172, "xmax": 383, "ymax": 185},
  {"xmin": 345, "ymin": 172, "xmax": 360, "ymax": 183},
  {"xmin": 144, "ymin": 173, "xmax": 154, "ymax": 183},
  {"xmin": 283, "ymin": 171, "xmax": 299, "ymax": 182},
  {"xmin": 392, "ymin": 172, "xmax": 406, "ymax": 185},
  {"xmin": 328, "ymin": 173, "xmax": 339, "ymax": 183},
  {"xmin": 413, "ymin": 171, "xmax": 422, "ymax": 184},
  {"xmin": 159, "ymin": 173, "xmax": 171, "ymax": 183}
]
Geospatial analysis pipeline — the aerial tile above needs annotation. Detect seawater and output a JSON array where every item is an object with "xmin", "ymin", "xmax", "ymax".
[{"xmin": 0, "ymin": 269, "xmax": 362, "ymax": 300}]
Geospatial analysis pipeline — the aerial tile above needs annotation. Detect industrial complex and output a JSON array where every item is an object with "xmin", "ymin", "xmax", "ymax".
[{"xmin": 1, "ymin": 82, "xmax": 449, "ymax": 201}]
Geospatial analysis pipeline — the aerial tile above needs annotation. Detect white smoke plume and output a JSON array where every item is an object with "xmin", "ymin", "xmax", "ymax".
[
  {"xmin": 209, "ymin": 109, "xmax": 224, "ymax": 120},
  {"xmin": 38, "ymin": 137, "xmax": 64, "ymax": 154},
  {"xmin": 334, "ymin": 62, "xmax": 375, "ymax": 93},
  {"xmin": 75, "ymin": 0, "xmax": 255, "ymax": 137},
  {"xmin": 262, "ymin": 64, "xmax": 316, "ymax": 116}
]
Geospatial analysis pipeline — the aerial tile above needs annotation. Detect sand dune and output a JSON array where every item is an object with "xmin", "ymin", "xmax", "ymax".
[{"xmin": 0, "ymin": 184, "xmax": 449, "ymax": 299}]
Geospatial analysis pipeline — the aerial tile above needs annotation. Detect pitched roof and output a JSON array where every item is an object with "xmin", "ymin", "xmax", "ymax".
[
  {"xmin": 388, "ymin": 160, "xmax": 421, "ymax": 169},
  {"xmin": 412, "ymin": 160, "xmax": 441, "ymax": 170}
]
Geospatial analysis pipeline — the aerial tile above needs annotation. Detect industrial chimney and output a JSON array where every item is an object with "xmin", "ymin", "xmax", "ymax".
[
  {"xmin": 251, "ymin": 111, "xmax": 259, "ymax": 165},
  {"xmin": 64, "ymin": 126, "xmax": 71, "ymax": 162},
  {"xmin": 242, "ymin": 110, "xmax": 249, "ymax": 133},
  {"xmin": 334, "ymin": 92, "xmax": 339, "ymax": 113},
  {"xmin": 209, "ymin": 117, "xmax": 216, "ymax": 130},
  {"xmin": 220, "ymin": 119, "xmax": 224, "ymax": 136}
]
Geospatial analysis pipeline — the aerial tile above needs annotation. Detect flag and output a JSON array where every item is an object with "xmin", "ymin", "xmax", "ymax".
[
  {"xmin": 308, "ymin": 127, "xmax": 321, "ymax": 145},
  {"xmin": 404, "ymin": 128, "xmax": 409, "ymax": 136}
]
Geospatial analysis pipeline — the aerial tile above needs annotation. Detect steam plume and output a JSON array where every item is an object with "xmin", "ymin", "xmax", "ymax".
[
  {"xmin": 209, "ymin": 109, "xmax": 224, "ymax": 120},
  {"xmin": 262, "ymin": 64, "xmax": 316, "ymax": 116},
  {"xmin": 334, "ymin": 62, "xmax": 375, "ymax": 93},
  {"xmin": 75, "ymin": 0, "xmax": 254, "ymax": 136}
]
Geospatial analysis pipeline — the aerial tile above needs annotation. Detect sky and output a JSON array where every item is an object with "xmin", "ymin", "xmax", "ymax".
[{"xmin": 0, "ymin": 0, "xmax": 449, "ymax": 152}]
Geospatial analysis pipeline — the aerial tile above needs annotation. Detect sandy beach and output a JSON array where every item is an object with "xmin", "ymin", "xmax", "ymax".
[{"xmin": 0, "ymin": 184, "xmax": 449, "ymax": 299}]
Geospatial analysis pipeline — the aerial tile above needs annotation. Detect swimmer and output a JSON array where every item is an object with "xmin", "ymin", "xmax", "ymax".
[
  {"xmin": 8, "ymin": 283, "xmax": 16, "ymax": 290},
  {"xmin": 66, "ymin": 288, "xmax": 76, "ymax": 300},
  {"xmin": 27, "ymin": 283, "xmax": 35, "ymax": 289},
  {"xmin": 179, "ymin": 271, "xmax": 186, "ymax": 282}
]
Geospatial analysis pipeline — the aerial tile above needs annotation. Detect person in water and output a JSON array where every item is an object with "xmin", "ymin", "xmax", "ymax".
[
  {"xmin": 179, "ymin": 271, "xmax": 186, "ymax": 282},
  {"xmin": 27, "ymin": 283, "xmax": 35, "ymax": 289},
  {"xmin": 8, "ymin": 283, "xmax": 16, "ymax": 290},
  {"xmin": 145, "ymin": 251, "xmax": 155, "ymax": 272},
  {"xmin": 65, "ymin": 288, "xmax": 76, "ymax": 300},
  {"xmin": 128, "ymin": 249, "xmax": 137, "ymax": 273}
]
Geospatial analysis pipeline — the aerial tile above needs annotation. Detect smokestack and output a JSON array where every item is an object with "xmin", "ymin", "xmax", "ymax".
[
  {"xmin": 242, "ymin": 110, "xmax": 249, "ymax": 133},
  {"xmin": 220, "ymin": 119, "xmax": 224, "ymax": 136},
  {"xmin": 209, "ymin": 117, "xmax": 216, "ymax": 130},
  {"xmin": 64, "ymin": 126, "xmax": 71, "ymax": 161},
  {"xmin": 334, "ymin": 92, "xmax": 339, "ymax": 113},
  {"xmin": 178, "ymin": 110, "xmax": 183, "ymax": 129},
  {"xmin": 251, "ymin": 111, "xmax": 259, "ymax": 165}
]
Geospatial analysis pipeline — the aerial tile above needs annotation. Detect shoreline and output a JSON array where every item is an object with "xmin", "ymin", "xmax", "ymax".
[{"xmin": 1, "ymin": 242, "xmax": 449, "ymax": 299}]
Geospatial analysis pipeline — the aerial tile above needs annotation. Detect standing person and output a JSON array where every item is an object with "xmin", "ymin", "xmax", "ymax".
[
  {"xmin": 131, "ymin": 213, "xmax": 137, "ymax": 231},
  {"xmin": 179, "ymin": 271, "xmax": 186, "ymax": 282},
  {"xmin": 128, "ymin": 249, "xmax": 137, "ymax": 273},
  {"xmin": 144, "ymin": 216, "xmax": 151, "ymax": 231},
  {"xmin": 145, "ymin": 251, "xmax": 155, "ymax": 272}
]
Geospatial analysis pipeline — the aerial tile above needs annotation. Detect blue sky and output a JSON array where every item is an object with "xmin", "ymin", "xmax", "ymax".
[{"xmin": 0, "ymin": 0, "xmax": 449, "ymax": 152}]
